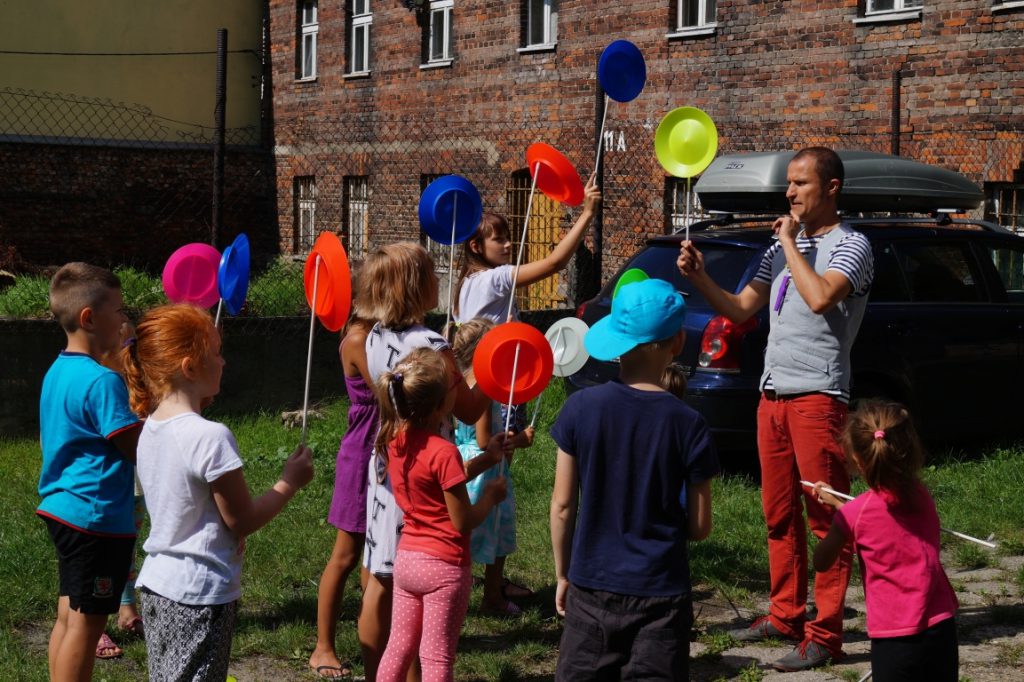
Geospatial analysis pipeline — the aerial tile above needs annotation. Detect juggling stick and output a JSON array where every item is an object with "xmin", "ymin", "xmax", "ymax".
[
  {"xmin": 300, "ymin": 254, "xmax": 321, "ymax": 446},
  {"xmin": 214, "ymin": 300, "xmax": 224, "ymax": 327},
  {"xmin": 685, "ymin": 177, "xmax": 692, "ymax": 242},
  {"xmin": 594, "ymin": 94, "xmax": 610, "ymax": 175},
  {"xmin": 800, "ymin": 481, "xmax": 997, "ymax": 548},
  {"xmin": 506, "ymin": 163, "xmax": 540, "ymax": 322},
  {"xmin": 494, "ymin": 341, "xmax": 522, "ymax": 534},
  {"xmin": 857, "ymin": 670, "xmax": 872, "ymax": 682},
  {"xmin": 528, "ymin": 326, "xmax": 565, "ymax": 429},
  {"xmin": 444, "ymin": 194, "xmax": 458, "ymax": 336}
]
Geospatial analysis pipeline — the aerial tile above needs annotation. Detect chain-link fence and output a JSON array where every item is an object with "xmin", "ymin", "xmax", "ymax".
[{"xmin": 2, "ymin": 85, "xmax": 1023, "ymax": 332}]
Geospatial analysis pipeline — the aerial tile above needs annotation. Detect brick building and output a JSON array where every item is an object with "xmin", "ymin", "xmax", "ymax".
[{"xmin": 267, "ymin": 0, "xmax": 1024, "ymax": 309}]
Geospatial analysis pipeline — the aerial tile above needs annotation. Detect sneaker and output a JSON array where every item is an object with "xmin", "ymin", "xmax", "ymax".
[
  {"xmin": 727, "ymin": 615, "xmax": 798, "ymax": 643},
  {"xmin": 771, "ymin": 639, "xmax": 834, "ymax": 672}
]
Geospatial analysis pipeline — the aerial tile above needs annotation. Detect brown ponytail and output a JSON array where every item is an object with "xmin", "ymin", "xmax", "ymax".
[
  {"xmin": 841, "ymin": 400, "xmax": 925, "ymax": 501},
  {"xmin": 374, "ymin": 348, "xmax": 450, "ymax": 456}
]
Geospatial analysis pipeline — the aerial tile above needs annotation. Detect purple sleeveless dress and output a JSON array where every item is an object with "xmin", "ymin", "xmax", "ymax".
[{"xmin": 327, "ymin": 374, "xmax": 379, "ymax": 533}]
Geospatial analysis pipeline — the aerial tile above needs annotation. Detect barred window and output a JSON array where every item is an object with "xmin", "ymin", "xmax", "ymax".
[
  {"xmin": 665, "ymin": 177, "xmax": 705, "ymax": 233},
  {"xmin": 296, "ymin": 176, "xmax": 317, "ymax": 253},
  {"xmin": 343, "ymin": 176, "xmax": 369, "ymax": 258}
]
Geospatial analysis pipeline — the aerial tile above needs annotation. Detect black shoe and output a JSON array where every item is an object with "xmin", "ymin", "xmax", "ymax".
[
  {"xmin": 772, "ymin": 639, "xmax": 834, "ymax": 672},
  {"xmin": 727, "ymin": 616, "xmax": 798, "ymax": 643}
]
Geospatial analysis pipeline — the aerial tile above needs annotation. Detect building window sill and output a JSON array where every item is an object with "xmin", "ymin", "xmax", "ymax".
[
  {"xmin": 993, "ymin": 0, "xmax": 1024, "ymax": 12},
  {"xmin": 666, "ymin": 25, "xmax": 717, "ymax": 39},
  {"xmin": 344, "ymin": 71, "xmax": 371, "ymax": 80},
  {"xmin": 420, "ymin": 59, "xmax": 453, "ymax": 70},
  {"xmin": 853, "ymin": 9, "xmax": 922, "ymax": 25},
  {"xmin": 295, "ymin": 76, "xmax": 318, "ymax": 84},
  {"xmin": 518, "ymin": 43, "xmax": 556, "ymax": 54}
]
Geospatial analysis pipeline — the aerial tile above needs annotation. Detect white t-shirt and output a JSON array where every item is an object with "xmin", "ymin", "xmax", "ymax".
[
  {"xmin": 136, "ymin": 412, "xmax": 244, "ymax": 605},
  {"xmin": 363, "ymin": 323, "xmax": 452, "ymax": 576},
  {"xmin": 456, "ymin": 265, "xmax": 519, "ymax": 323}
]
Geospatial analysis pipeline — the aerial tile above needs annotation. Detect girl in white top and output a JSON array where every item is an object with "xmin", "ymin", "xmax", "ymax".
[
  {"xmin": 359, "ymin": 242, "xmax": 492, "ymax": 682},
  {"xmin": 454, "ymin": 177, "xmax": 601, "ymax": 324},
  {"xmin": 121, "ymin": 304, "xmax": 313, "ymax": 682}
]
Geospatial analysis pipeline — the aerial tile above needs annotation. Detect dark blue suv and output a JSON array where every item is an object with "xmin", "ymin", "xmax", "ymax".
[{"xmin": 569, "ymin": 214, "xmax": 1024, "ymax": 453}]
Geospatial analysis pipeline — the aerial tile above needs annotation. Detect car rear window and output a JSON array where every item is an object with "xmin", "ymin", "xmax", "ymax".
[{"xmin": 609, "ymin": 242, "xmax": 760, "ymax": 306}]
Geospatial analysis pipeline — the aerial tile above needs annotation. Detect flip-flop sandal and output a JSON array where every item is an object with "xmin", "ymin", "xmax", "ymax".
[
  {"xmin": 95, "ymin": 632, "xmax": 123, "ymax": 660},
  {"xmin": 118, "ymin": 615, "xmax": 145, "ymax": 639},
  {"xmin": 312, "ymin": 662, "xmax": 353, "ymax": 679},
  {"xmin": 501, "ymin": 578, "xmax": 535, "ymax": 599}
]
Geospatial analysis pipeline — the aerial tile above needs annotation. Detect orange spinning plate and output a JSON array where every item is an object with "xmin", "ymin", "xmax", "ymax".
[
  {"xmin": 526, "ymin": 143, "xmax": 585, "ymax": 207},
  {"xmin": 304, "ymin": 232, "xmax": 352, "ymax": 332},
  {"xmin": 473, "ymin": 322, "xmax": 554, "ymax": 405}
]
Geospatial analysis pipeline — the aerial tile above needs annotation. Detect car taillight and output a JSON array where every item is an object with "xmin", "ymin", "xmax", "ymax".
[
  {"xmin": 575, "ymin": 302, "xmax": 587, "ymax": 319},
  {"xmin": 698, "ymin": 315, "xmax": 759, "ymax": 371}
]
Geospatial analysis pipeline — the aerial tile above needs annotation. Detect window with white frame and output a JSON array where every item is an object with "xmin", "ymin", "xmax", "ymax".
[
  {"xmin": 676, "ymin": 0, "xmax": 716, "ymax": 30},
  {"xmin": 298, "ymin": 0, "xmax": 318, "ymax": 80},
  {"xmin": 296, "ymin": 176, "xmax": 317, "ymax": 252},
  {"xmin": 865, "ymin": 0, "xmax": 923, "ymax": 14},
  {"xmin": 343, "ymin": 176, "xmax": 369, "ymax": 258},
  {"xmin": 349, "ymin": 0, "xmax": 372, "ymax": 74},
  {"xmin": 525, "ymin": 0, "xmax": 558, "ymax": 48},
  {"xmin": 426, "ymin": 0, "xmax": 454, "ymax": 64},
  {"xmin": 665, "ymin": 177, "xmax": 705, "ymax": 233}
]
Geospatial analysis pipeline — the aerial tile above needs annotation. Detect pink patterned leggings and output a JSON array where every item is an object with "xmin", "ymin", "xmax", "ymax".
[{"xmin": 376, "ymin": 550, "xmax": 472, "ymax": 682}]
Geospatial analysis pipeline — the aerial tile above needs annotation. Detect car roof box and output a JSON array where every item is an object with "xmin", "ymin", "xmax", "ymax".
[{"xmin": 694, "ymin": 151, "xmax": 983, "ymax": 214}]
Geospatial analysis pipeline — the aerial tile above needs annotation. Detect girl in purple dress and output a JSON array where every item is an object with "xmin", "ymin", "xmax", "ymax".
[{"xmin": 309, "ymin": 309, "xmax": 378, "ymax": 679}]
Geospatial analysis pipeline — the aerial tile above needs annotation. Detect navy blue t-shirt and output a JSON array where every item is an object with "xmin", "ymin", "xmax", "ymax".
[{"xmin": 551, "ymin": 381, "xmax": 719, "ymax": 597}]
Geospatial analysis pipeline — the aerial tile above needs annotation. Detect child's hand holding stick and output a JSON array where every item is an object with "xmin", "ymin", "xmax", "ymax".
[{"xmin": 800, "ymin": 480, "xmax": 997, "ymax": 549}]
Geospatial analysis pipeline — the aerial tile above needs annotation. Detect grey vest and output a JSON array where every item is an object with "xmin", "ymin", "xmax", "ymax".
[{"xmin": 760, "ymin": 223, "xmax": 868, "ymax": 396}]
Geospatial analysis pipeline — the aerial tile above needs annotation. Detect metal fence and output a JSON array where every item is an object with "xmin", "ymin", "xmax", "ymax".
[{"xmin": 2, "ymin": 85, "xmax": 1023, "ymax": 332}]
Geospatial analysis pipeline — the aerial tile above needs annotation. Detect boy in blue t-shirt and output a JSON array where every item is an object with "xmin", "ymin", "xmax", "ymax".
[
  {"xmin": 550, "ymin": 279, "xmax": 720, "ymax": 681},
  {"xmin": 37, "ymin": 263, "xmax": 142, "ymax": 681}
]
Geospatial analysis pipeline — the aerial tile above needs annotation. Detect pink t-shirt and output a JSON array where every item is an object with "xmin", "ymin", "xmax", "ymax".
[
  {"xmin": 387, "ymin": 427, "xmax": 470, "ymax": 566},
  {"xmin": 834, "ymin": 483, "xmax": 958, "ymax": 638}
]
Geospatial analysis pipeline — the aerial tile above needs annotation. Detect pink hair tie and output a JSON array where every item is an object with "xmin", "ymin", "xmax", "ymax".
[{"xmin": 873, "ymin": 430, "xmax": 885, "ymax": 440}]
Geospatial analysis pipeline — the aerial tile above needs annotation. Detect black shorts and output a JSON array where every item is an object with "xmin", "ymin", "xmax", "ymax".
[
  {"xmin": 870, "ymin": 616, "xmax": 959, "ymax": 682},
  {"xmin": 42, "ymin": 516, "xmax": 135, "ymax": 615},
  {"xmin": 556, "ymin": 583, "xmax": 693, "ymax": 682}
]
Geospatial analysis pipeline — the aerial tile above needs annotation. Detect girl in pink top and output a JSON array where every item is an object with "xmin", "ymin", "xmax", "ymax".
[
  {"xmin": 374, "ymin": 348, "xmax": 509, "ymax": 682},
  {"xmin": 813, "ymin": 401, "xmax": 958, "ymax": 682}
]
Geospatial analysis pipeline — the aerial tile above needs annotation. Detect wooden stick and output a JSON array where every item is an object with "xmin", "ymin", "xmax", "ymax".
[
  {"xmin": 214, "ymin": 299, "xmax": 223, "ymax": 327},
  {"xmin": 594, "ymin": 94, "xmax": 610, "ymax": 176},
  {"xmin": 507, "ymin": 162, "xmax": 539, "ymax": 322},
  {"xmin": 301, "ymin": 254, "xmax": 321, "ymax": 447},
  {"xmin": 445, "ymin": 193, "xmax": 458, "ymax": 336},
  {"xmin": 799, "ymin": 481, "xmax": 997, "ymax": 548}
]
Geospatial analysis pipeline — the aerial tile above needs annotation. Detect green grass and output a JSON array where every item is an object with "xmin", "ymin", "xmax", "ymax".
[{"xmin": 4, "ymin": 386, "xmax": 1024, "ymax": 680}]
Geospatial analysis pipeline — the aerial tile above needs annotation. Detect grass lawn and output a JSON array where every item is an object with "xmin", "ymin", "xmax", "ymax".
[{"xmin": 3, "ymin": 380, "xmax": 1023, "ymax": 681}]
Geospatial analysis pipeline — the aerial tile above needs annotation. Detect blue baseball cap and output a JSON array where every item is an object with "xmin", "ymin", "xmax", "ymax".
[{"xmin": 585, "ymin": 278, "xmax": 687, "ymax": 361}]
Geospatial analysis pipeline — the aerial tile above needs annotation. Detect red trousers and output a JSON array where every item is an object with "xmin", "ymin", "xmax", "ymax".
[{"xmin": 757, "ymin": 393, "xmax": 852, "ymax": 656}]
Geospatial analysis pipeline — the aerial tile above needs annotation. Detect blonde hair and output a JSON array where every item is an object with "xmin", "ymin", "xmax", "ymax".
[
  {"xmin": 49, "ymin": 262, "xmax": 121, "ymax": 332},
  {"xmin": 360, "ymin": 242, "xmax": 437, "ymax": 328},
  {"xmin": 454, "ymin": 212, "xmax": 512, "ymax": 316},
  {"xmin": 121, "ymin": 304, "xmax": 215, "ymax": 418},
  {"xmin": 374, "ymin": 348, "xmax": 450, "ymax": 456},
  {"xmin": 451, "ymin": 317, "xmax": 495, "ymax": 374},
  {"xmin": 841, "ymin": 400, "xmax": 925, "ymax": 500}
]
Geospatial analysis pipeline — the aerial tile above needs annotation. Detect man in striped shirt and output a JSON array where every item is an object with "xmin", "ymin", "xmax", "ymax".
[{"xmin": 677, "ymin": 147, "xmax": 873, "ymax": 672}]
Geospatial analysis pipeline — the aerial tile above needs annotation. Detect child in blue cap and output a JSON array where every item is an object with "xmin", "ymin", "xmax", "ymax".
[{"xmin": 549, "ymin": 278, "xmax": 720, "ymax": 681}]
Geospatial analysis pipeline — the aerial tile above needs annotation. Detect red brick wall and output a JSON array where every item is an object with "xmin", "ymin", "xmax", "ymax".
[
  {"xmin": 269, "ymin": 0, "xmax": 1024, "ymax": 278},
  {"xmin": 0, "ymin": 143, "xmax": 277, "ymax": 270}
]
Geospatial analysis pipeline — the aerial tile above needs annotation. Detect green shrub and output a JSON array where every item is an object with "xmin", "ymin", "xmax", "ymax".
[
  {"xmin": 114, "ymin": 266, "xmax": 167, "ymax": 313},
  {"xmin": 246, "ymin": 257, "xmax": 309, "ymax": 317},
  {"xmin": 0, "ymin": 274, "xmax": 50, "ymax": 318}
]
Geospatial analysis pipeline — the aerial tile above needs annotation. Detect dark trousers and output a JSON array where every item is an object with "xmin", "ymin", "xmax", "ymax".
[
  {"xmin": 871, "ymin": 617, "xmax": 958, "ymax": 682},
  {"xmin": 556, "ymin": 584, "xmax": 692, "ymax": 682}
]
